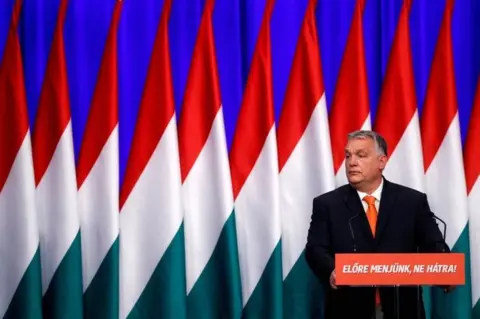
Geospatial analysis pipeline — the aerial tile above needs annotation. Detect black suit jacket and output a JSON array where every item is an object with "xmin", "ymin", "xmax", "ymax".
[{"xmin": 305, "ymin": 177, "xmax": 449, "ymax": 319}]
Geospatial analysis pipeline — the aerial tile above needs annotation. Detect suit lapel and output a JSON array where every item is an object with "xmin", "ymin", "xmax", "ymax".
[
  {"xmin": 343, "ymin": 185, "xmax": 375, "ymax": 244},
  {"xmin": 375, "ymin": 178, "xmax": 398, "ymax": 243}
]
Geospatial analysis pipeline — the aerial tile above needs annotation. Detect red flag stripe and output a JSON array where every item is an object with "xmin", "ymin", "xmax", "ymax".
[
  {"xmin": 32, "ymin": 0, "xmax": 70, "ymax": 186},
  {"xmin": 178, "ymin": 0, "xmax": 221, "ymax": 182},
  {"xmin": 328, "ymin": 0, "xmax": 370, "ymax": 173},
  {"xmin": 373, "ymin": 0, "xmax": 416, "ymax": 155},
  {"xmin": 120, "ymin": 0, "xmax": 174, "ymax": 209},
  {"xmin": 229, "ymin": 0, "xmax": 276, "ymax": 198},
  {"xmin": 76, "ymin": 1, "xmax": 122, "ymax": 188},
  {"xmin": 420, "ymin": 0, "xmax": 457, "ymax": 171},
  {"xmin": 277, "ymin": 0, "xmax": 323, "ymax": 171},
  {"xmin": 0, "ymin": 0, "xmax": 29, "ymax": 193},
  {"xmin": 465, "ymin": 78, "xmax": 480, "ymax": 194}
]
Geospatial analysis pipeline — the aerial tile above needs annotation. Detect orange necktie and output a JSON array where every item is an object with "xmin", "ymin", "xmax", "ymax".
[{"xmin": 363, "ymin": 195, "xmax": 381, "ymax": 306}]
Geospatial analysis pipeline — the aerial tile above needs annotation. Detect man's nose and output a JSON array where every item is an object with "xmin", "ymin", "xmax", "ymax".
[{"xmin": 347, "ymin": 156, "xmax": 358, "ymax": 166}]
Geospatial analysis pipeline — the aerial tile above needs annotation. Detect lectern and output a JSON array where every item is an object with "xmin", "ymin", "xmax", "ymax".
[{"xmin": 335, "ymin": 253, "xmax": 465, "ymax": 319}]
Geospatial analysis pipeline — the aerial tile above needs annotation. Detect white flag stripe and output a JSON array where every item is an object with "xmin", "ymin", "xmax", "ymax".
[
  {"xmin": 120, "ymin": 117, "xmax": 183, "ymax": 318},
  {"xmin": 382, "ymin": 111, "xmax": 425, "ymax": 192},
  {"xmin": 235, "ymin": 126, "xmax": 281, "ymax": 305},
  {"xmin": 35, "ymin": 121, "xmax": 79, "ymax": 294},
  {"xmin": 183, "ymin": 108, "xmax": 234, "ymax": 294},
  {"xmin": 78, "ymin": 126, "xmax": 119, "ymax": 291},
  {"xmin": 0, "ymin": 133, "xmax": 39, "ymax": 317},
  {"xmin": 280, "ymin": 94, "xmax": 335, "ymax": 278},
  {"xmin": 425, "ymin": 114, "xmax": 468, "ymax": 248},
  {"xmin": 335, "ymin": 114, "xmax": 371, "ymax": 187}
]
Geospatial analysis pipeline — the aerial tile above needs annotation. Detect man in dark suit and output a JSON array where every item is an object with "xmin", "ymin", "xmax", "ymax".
[{"xmin": 305, "ymin": 130, "xmax": 453, "ymax": 319}]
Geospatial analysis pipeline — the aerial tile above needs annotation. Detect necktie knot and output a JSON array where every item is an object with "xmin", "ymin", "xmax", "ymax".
[{"xmin": 363, "ymin": 195, "xmax": 376, "ymax": 206}]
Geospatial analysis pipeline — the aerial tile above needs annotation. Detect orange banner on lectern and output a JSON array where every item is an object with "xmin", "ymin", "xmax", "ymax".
[{"xmin": 335, "ymin": 253, "xmax": 465, "ymax": 286}]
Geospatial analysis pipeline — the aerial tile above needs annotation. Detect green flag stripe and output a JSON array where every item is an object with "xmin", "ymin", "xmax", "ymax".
[
  {"xmin": 42, "ymin": 231, "xmax": 83, "ymax": 319},
  {"xmin": 127, "ymin": 224, "xmax": 186, "ymax": 319},
  {"xmin": 283, "ymin": 251, "xmax": 323, "ymax": 319},
  {"xmin": 431, "ymin": 225, "xmax": 472, "ymax": 319},
  {"xmin": 3, "ymin": 247, "xmax": 43, "ymax": 319},
  {"xmin": 423, "ymin": 285, "xmax": 432, "ymax": 319},
  {"xmin": 187, "ymin": 213, "xmax": 242, "ymax": 319},
  {"xmin": 473, "ymin": 301, "xmax": 480, "ymax": 319},
  {"xmin": 84, "ymin": 237, "xmax": 119, "ymax": 319},
  {"xmin": 242, "ymin": 241, "xmax": 282, "ymax": 319}
]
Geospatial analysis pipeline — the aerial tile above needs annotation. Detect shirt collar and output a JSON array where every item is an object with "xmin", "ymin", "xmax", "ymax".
[{"xmin": 357, "ymin": 177, "xmax": 384, "ymax": 202}]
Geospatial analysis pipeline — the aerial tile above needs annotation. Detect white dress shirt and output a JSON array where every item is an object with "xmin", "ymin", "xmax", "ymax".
[{"xmin": 356, "ymin": 178, "xmax": 384, "ymax": 213}]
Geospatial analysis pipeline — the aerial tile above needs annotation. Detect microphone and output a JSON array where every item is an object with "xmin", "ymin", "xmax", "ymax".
[
  {"xmin": 432, "ymin": 213, "xmax": 448, "ymax": 252},
  {"xmin": 431, "ymin": 213, "xmax": 454, "ymax": 295},
  {"xmin": 348, "ymin": 212, "xmax": 360, "ymax": 252},
  {"xmin": 344, "ymin": 195, "xmax": 360, "ymax": 252}
]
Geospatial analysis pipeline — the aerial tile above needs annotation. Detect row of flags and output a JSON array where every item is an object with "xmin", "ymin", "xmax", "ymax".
[{"xmin": 0, "ymin": 0, "xmax": 479, "ymax": 319}]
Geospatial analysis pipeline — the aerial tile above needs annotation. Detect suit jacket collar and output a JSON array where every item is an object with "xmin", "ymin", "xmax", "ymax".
[
  {"xmin": 375, "ymin": 177, "xmax": 397, "ymax": 243},
  {"xmin": 343, "ymin": 176, "xmax": 398, "ymax": 245}
]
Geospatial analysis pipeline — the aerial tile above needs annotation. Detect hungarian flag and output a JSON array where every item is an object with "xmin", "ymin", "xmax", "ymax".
[
  {"xmin": 465, "ymin": 78, "xmax": 480, "ymax": 318},
  {"xmin": 0, "ymin": 1, "xmax": 42, "ymax": 317},
  {"xmin": 229, "ymin": 0, "xmax": 282, "ymax": 317},
  {"xmin": 119, "ymin": 0, "xmax": 187, "ymax": 317},
  {"xmin": 373, "ymin": 1, "xmax": 432, "ymax": 315},
  {"xmin": 328, "ymin": 0, "xmax": 371, "ymax": 187},
  {"xmin": 420, "ymin": 0, "xmax": 471, "ymax": 317},
  {"xmin": 76, "ymin": 2, "xmax": 122, "ymax": 317},
  {"xmin": 277, "ymin": 0, "xmax": 335, "ymax": 317},
  {"xmin": 374, "ymin": 0, "xmax": 425, "ymax": 193},
  {"xmin": 178, "ymin": 0, "xmax": 242, "ymax": 317},
  {"xmin": 32, "ymin": 0, "xmax": 83, "ymax": 317}
]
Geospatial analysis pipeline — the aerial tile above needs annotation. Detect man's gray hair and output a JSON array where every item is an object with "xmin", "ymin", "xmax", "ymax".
[{"xmin": 347, "ymin": 130, "xmax": 388, "ymax": 156}]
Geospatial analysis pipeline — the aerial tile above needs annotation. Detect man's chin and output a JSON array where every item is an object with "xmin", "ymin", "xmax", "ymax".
[{"xmin": 347, "ymin": 176, "xmax": 363, "ymax": 185}]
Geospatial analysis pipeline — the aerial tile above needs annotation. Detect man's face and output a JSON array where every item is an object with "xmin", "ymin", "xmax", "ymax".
[{"xmin": 344, "ymin": 137, "xmax": 386, "ymax": 186}]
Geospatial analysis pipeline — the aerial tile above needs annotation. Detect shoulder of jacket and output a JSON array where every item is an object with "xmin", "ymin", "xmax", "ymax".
[
  {"xmin": 313, "ymin": 184, "xmax": 350, "ymax": 203},
  {"xmin": 385, "ymin": 179, "xmax": 426, "ymax": 199}
]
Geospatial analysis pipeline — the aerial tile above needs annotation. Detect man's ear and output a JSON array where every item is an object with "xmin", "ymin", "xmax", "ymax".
[{"xmin": 379, "ymin": 155, "xmax": 387, "ymax": 170}]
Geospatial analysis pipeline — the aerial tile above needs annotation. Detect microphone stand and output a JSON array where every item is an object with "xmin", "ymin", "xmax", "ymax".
[
  {"xmin": 395, "ymin": 284, "xmax": 400, "ymax": 319},
  {"xmin": 432, "ymin": 214, "xmax": 448, "ymax": 253},
  {"xmin": 417, "ymin": 246, "xmax": 421, "ymax": 319},
  {"xmin": 348, "ymin": 212, "xmax": 360, "ymax": 253}
]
